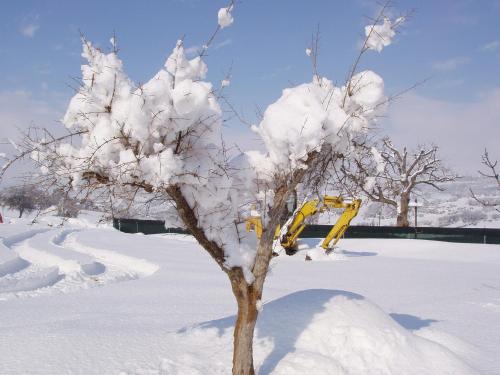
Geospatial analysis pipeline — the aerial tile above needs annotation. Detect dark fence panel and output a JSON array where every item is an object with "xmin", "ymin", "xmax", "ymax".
[
  {"xmin": 113, "ymin": 218, "xmax": 500, "ymax": 245},
  {"xmin": 113, "ymin": 218, "xmax": 187, "ymax": 235},
  {"xmin": 302, "ymin": 225, "xmax": 500, "ymax": 244}
]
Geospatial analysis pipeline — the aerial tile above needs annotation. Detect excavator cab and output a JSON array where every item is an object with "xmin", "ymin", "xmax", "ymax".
[{"xmin": 246, "ymin": 196, "xmax": 362, "ymax": 255}]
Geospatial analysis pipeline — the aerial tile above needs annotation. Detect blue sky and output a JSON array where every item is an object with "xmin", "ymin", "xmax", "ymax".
[{"xmin": 0, "ymin": 0, "xmax": 499, "ymax": 173}]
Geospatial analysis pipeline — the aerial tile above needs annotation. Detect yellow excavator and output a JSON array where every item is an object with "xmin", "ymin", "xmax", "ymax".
[{"xmin": 245, "ymin": 196, "xmax": 362, "ymax": 254}]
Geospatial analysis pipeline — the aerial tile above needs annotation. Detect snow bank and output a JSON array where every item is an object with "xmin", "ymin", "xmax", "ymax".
[{"xmin": 161, "ymin": 289, "xmax": 476, "ymax": 374}]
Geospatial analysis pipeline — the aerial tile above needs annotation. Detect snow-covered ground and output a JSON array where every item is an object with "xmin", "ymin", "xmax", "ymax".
[{"xmin": 1, "ymin": 212, "xmax": 499, "ymax": 374}]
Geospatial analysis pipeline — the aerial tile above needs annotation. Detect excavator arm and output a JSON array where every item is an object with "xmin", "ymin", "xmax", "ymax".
[
  {"xmin": 245, "ymin": 196, "xmax": 362, "ymax": 254},
  {"xmin": 320, "ymin": 198, "xmax": 362, "ymax": 250},
  {"xmin": 279, "ymin": 199, "xmax": 322, "ymax": 250}
]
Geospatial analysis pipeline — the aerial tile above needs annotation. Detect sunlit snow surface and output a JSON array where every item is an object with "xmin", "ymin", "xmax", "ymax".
[{"xmin": 0, "ymin": 212, "xmax": 499, "ymax": 374}]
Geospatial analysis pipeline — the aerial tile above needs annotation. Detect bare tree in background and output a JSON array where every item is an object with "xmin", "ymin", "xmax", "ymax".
[
  {"xmin": 0, "ymin": 185, "xmax": 49, "ymax": 218},
  {"xmin": 0, "ymin": 3, "xmax": 407, "ymax": 374},
  {"xmin": 471, "ymin": 149, "xmax": 499, "ymax": 213},
  {"xmin": 342, "ymin": 137, "xmax": 457, "ymax": 227}
]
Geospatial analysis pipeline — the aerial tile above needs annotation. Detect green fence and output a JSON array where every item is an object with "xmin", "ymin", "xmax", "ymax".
[
  {"xmin": 303, "ymin": 225, "xmax": 500, "ymax": 245},
  {"xmin": 113, "ymin": 218, "xmax": 500, "ymax": 245},
  {"xmin": 113, "ymin": 218, "xmax": 184, "ymax": 235}
]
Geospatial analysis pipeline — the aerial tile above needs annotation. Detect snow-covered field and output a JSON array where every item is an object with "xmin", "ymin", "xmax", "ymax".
[{"xmin": 1, "ymin": 213, "xmax": 499, "ymax": 374}]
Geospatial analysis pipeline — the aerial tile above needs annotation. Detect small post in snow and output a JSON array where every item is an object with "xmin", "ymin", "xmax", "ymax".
[{"xmin": 408, "ymin": 198, "xmax": 423, "ymax": 239}]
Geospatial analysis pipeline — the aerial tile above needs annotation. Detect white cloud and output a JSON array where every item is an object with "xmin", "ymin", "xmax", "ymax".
[
  {"xmin": 0, "ymin": 90, "xmax": 64, "ymax": 140},
  {"xmin": 214, "ymin": 38, "xmax": 232, "ymax": 50},
  {"xmin": 481, "ymin": 40, "xmax": 499, "ymax": 52},
  {"xmin": 21, "ymin": 23, "xmax": 39, "ymax": 38},
  {"xmin": 0, "ymin": 90, "xmax": 65, "ymax": 181},
  {"xmin": 433, "ymin": 79, "xmax": 464, "ymax": 89},
  {"xmin": 431, "ymin": 56, "xmax": 470, "ymax": 71},
  {"xmin": 449, "ymin": 14, "xmax": 478, "ymax": 26},
  {"xmin": 184, "ymin": 45, "xmax": 200, "ymax": 56},
  {"xmin": 383, "ymin": 89, "xmax": 500, "ymax": 174},
  {"xmin": 183, "ymin": 38, "xmax": 231, "ymax": 56}
]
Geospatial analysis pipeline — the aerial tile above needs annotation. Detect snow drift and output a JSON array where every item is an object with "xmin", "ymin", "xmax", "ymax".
[{"xmin": 162, "ymin": 289, "xmax": 476, "ymax": 374}]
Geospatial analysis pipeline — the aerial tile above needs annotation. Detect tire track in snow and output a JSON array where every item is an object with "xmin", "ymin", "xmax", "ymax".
[
  {"xmin": 0, "ymin": 228, "xmax": 65, "ymax": 299},
  {"xmin": 62, "ymin": 231, "xmax": 159, "ymax": 278},
  {"xmin": 0, "ymin": 266, "xmax": 62, "ymax": 294},
  {"xmin": 0, "ymin": 228, "xmax": 51, "ymax": 277},
  {"xmin": 0, "ymin": 228, "xmax": 157, "ymax": 300}
]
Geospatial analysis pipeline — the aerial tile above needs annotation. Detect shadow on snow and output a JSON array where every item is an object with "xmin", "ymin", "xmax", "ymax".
[
  {"xmin": 184, "ymin": 289, "xmax": 363, "ymax": 374},
  {"xmin": 389, "ymin": 313, "xmax": 439, "ymax": 330}
]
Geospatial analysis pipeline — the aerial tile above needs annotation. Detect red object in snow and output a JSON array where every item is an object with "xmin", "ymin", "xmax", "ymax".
[{"xmin": 0, "ymin": 213, "xmax": 3, "ymax": 223}]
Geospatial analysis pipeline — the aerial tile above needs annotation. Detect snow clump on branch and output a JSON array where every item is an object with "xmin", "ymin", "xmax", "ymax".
[
  {"xmin": 218, "ymin": 5, "xmax": 234, "ymax": 29},
  {"xmin": 365, "ymin": 17, "xmax": 404, "ymax": 52}
]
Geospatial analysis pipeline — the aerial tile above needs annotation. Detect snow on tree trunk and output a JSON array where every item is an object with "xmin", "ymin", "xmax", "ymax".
[{"xmin": 230, "ymin": 270, "xmax": 260, "ymax": 375}]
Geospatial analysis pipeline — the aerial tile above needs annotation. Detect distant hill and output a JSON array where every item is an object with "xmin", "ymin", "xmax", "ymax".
[{"xmin": 318, "ymin": 176, "xmax": 500, "ymax": 228}]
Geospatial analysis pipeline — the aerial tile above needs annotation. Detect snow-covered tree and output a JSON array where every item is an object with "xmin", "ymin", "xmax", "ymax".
[
  {"xmin": 1, "ymin": 3, "xmax": 405, "ymax": 374},
  {"xmin": 342, "ymin": 137, "xmax": 457, "ymax": 227},
  {"xmin": 471, "ymin": 149, "xmax": 500, "ymax": 213}
]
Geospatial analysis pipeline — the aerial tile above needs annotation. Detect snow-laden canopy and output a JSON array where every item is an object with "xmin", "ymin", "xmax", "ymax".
[
  {"xmin": 31, "ymin": 12, "xmax": 400, "ymax": 280},
  {"xmin": 61, "ymin": 40, "xmax": 220, "ymax": 189},
  {"xmin": 248, "ymin": 72, "xmax": 386, "ymax": 176}
]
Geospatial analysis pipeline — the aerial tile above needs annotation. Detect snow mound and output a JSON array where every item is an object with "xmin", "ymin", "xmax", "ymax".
[
  {"xmin": 263, "ymin": 290, "xmax": 476, "ymax": 374},
  {"xmin": 161, "ymin": 289, "xmax": 476, "ymax": 375},
  {"xmin": 282, "ymin": 239, "xmax": 377, "ymax": 261},
  {"xmin": 303, "ymin": 247, "xmax": 347, "ymax": 261}
]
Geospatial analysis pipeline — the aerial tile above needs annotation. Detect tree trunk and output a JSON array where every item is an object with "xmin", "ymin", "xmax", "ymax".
[
  {"xmin": 19, "ymin": 208, "xmax": 24, "ymax": 218},
  {"xmin": 229, "ymin": 270, "xmax": 261, "ymax": 375},
  {"xmin": 226, "ymin": 179, "xmax": 298, "ymax": 374},
  {"xmin": 396, "ymin": 194, "xmax": 409, "ymax": 227}
]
